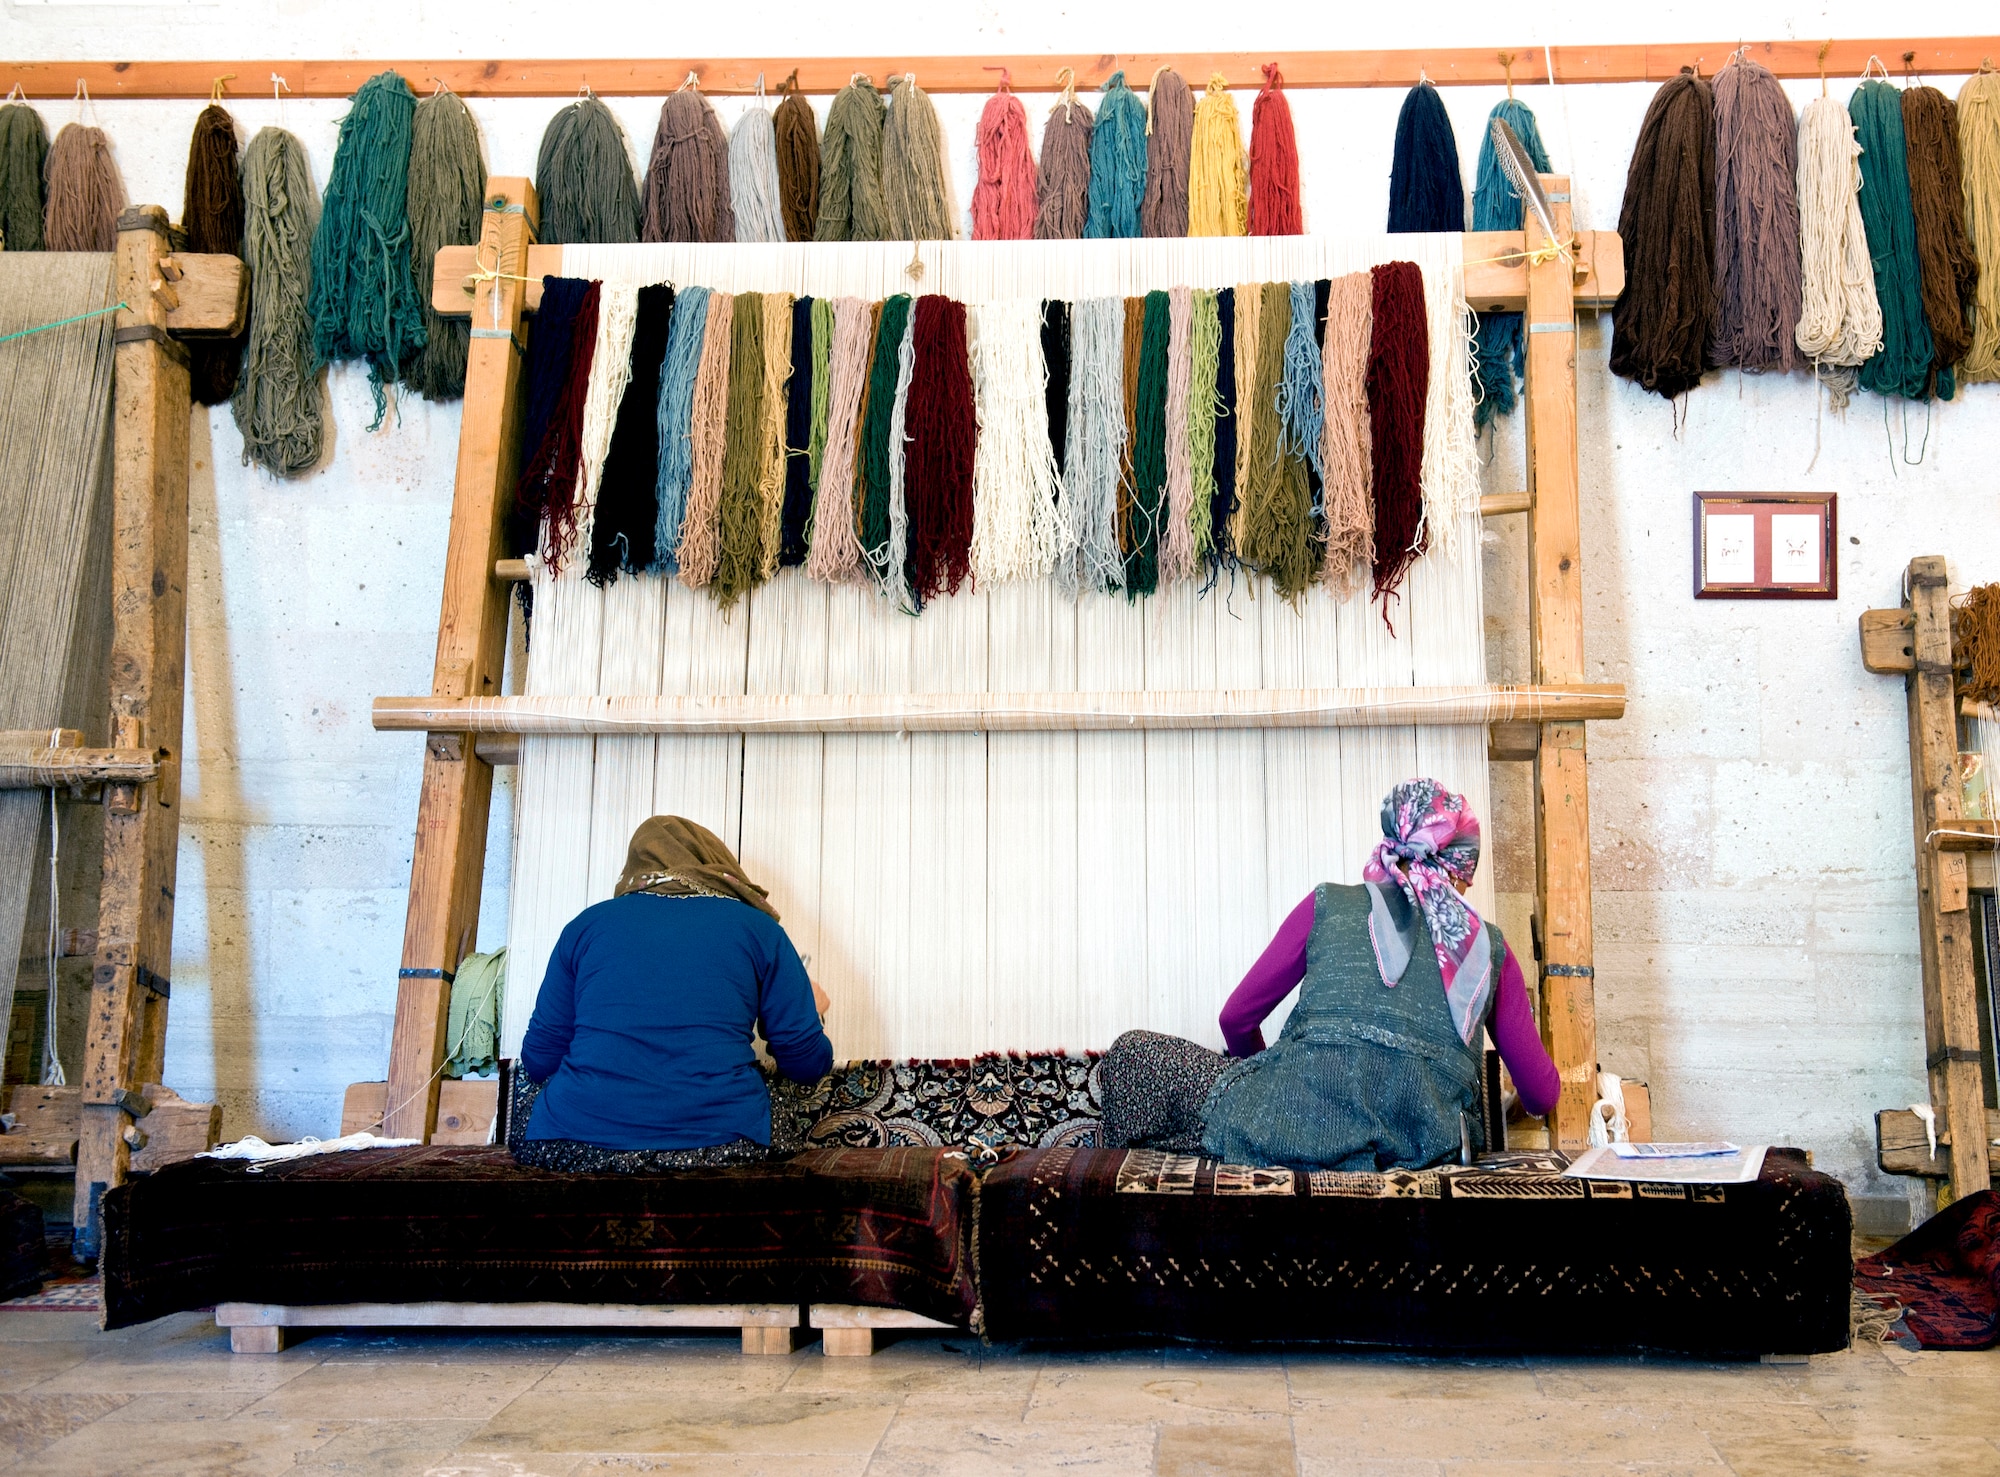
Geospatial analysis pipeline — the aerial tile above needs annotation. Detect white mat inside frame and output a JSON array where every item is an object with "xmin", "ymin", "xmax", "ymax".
[{"xmin": 503, "ymin": 235, "xmax": 1492, "ymax": 1063}]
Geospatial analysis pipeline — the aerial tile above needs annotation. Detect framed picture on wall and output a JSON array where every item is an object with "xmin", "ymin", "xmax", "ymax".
[{"xmin": 1693, "ymin": 493, "xmax": 1837, "ymax": 599}]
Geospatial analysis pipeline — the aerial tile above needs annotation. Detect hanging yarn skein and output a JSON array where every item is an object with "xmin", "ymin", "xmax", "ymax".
[
  {"xmin": 589, "ymin": 282, "xmax": 675, "ymax": 581},
  {"xmin": 1141, "ymin": 68, "xmax": 1193, "ymax": 239},
  {"xmin": 535, "ymin": 96, "xmax": 640, "ymax": 245},
  {"xmin": 0, "ymin": 102, "xmax": 48, "ymax": 252},
  {"xmin": 1086, "ymin": 71, "xmax": 1146, "ymax": 240},
  {"xmin": 1034, "ymin": 82, "xmax": 1093, "ymax": 240},
  {"xmin": 1710, "ymin": 56, "xmax": 1800, "ymax": 373},
  {"xmin": 183, "ymin": 103, "xmax": 246, "ymax": 406},
  {"xmin": 310, "ymin": 72, "xmax": 425, "ymax": 427},
  {"xmin": 883, "ymin": 74, "xmax": 957, "ymax": 242},
  {"xmin": 1794, "ymin": 94, "xmax": 1882, "ymax": 400},
  {"xmin": 508, "ymin": 276, "xmax": 588, "ymax": 557},
  {"xmin": 1387, "ymin": 82, "xmax": 1464, "ymax": 233},
  {"xmin": 1238, "ymin": 280, "xmax": 1317, "ymax": 599},
  {"xmin": 517, "ymin": 281, "xmax": 601, "ymax": 566},
  {"xmin": 1610, "ymin": 69, "xmax": 1715, "ymax": 400},
  {"xmin": 802, "ymin": 296, "xmax": 872, "ymax": 585},
  {"xmin": 713, "ymin": 292, "xmax": 767, "ymax": 607},
  {"xmin": 233, "ymin": 127, "xmax": 325, "ymax": 478},
  {"xmin": 904, "ymin": 296, "xmax": 977, "ymax": 601},
  {"xmin": 1850, "ymin": 79, "xmax": 1935, "ymax": 401},
  {"xmin": 1962, "ymin": 72, "xmax": 2000, "ymax": 382},
  {"xmin": 817, "ymin": 78, "xmax": 889, "ymax": 242},
  {"xmin": 652, "ymin": 283, "xmax": 711, "ymax": 571},
  {"xmin": 43, "ymin": 121, "xmax": 125, "ymax": 251},
  {"xmin": 1320, "ymin": 270, "xmax": 1373, "ymax": 595},
  {"xmin": 1903, "ymin": 84, "xmax": 1979, "ymax": 396},
  {"xmin": 643, "ymin": 84, "xmax": 735, "ymax": 243},
  {"xmin": 729, "ymin": 90, "xmax": 787, "ymax": 243},
  {"xmin": 1367, "ymin": 261, "xmax": 1429, "ymax": 611},
  {"xmin": 404, "ymin": 87, "xmax": 486, "ymax": 402},
  {"xmin": 1470, "ymin": 99, "xmax": 1549, "ymax": 427},
  {"xmin": 1248, "ymin": 65, "xmax": 1302, "ymax": 236},
  {"xmin": 773, "ymin": 78, "xmax": 820, "ymax": 242},
  {"xmin": 972, "ymin": 78, "xmax": 1037, "ymax": 241},
  {"xmin": 781, "ymin": 296, "xmax": 816, "ymax": 565},
  {"xmin": 1126, "ymin": 289, "xmax": 1170, "ymax": 596},
  {"xmin": 1188, "ymin": 74, "xmax": 1248, "ymax": 237}
]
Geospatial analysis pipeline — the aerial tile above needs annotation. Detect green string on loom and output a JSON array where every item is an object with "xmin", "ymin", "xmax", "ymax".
[
  {"xmin": 859, "ymin": 295, "xmax": 911, "ymax": 565},
  {"xmin": 0, "ymin": 301, "xmax": 127, "ymax": 347},
  {"xmin": 1186, "ymin": 289, "xmax": 1221, "ymax": 567},
  {"xmin": 1127, "ymin": 289, "xmax": 1170, "ymax": 597}
]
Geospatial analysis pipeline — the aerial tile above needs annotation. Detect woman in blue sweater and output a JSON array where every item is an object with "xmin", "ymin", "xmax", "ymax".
[{"xmin": 513, "ymin": 815, "xmax": 833, "ymax": 1173}]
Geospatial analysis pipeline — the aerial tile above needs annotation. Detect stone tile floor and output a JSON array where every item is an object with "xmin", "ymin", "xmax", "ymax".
[{"xmin": 2, "ymin": 1309, "xmax": 1996, "ymax": 1475}]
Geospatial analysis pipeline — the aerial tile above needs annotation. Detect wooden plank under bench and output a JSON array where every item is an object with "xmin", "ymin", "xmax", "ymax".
[
  {"xmin": 809, "ymin": 1303, "xmax": 957, "ymax": 1357},
  {"xmin": 213, "ymin": 1301, "xmax": 802, "ymax": 1355}
]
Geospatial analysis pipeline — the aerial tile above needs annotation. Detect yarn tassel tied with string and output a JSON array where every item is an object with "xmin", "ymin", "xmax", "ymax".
[
  {"xmin": 644, "ymin": 81, "xmax": 735, "ymax": 244},
  {"xmin": 183, "ymin": 101, "xmax": 246, "ymax": 405},
  {"xmin": 43, "ymin": 114, "xmax": 125, "ymax": 252},
  {"xmin": 309, "ymin": 71, "xmax": 426, "ymax": 427},
  {"xmin": 1248, "ymin": 65, "xmax": 1302, "ymax": 236},
  {"xmin": 1850, "ymin": 78, "xmax": 1935, "ymax": 401},
  {"xmin": 535, "ymin": 95, "xmax": 640, "ymax": 245},
  {"xmin": 883, "ymin": 74, "xmax": 956, "ymax": 242},
  {"xmin": 817, "ymin": 77, "xmax": 889, "ymax": 243},
  {"xmin": 0, "ymin": 98, "xmax": 48, "ymax": 252},
  {"xmin": 1188, "ymin": 75, "xmax": 1247, "ymax": 237},
  {"xmin": 1141, "ymin": 68, "xmax": 1192, "ymax": 239},
  {"xmin": 972, "ymin": 73, "xmax": 1037, "ymax": 241},
  {"xmin": 1470, "ymin": 97, "xmax": 1548, "ymax": 426},
  {"xmin": 772, "ymin": 73, "xmax": 820, "ymax": 242},
  {"xmin": 1610, "ymin": 68, "xmax": 1715, "ymax": 400},
  {"xmin": 1086, "ymin": 71, "xmax": 1146, "ymax": 239},
  {"xmin": 1387, "ymin": 81, "xmax": 1463, "ymax": 233},
  {"xmin": 1961, "ymin": 70, "xmax": 2000, "ymax": 382},
  {"xmin": 405, "ymin": 86, "xmax": 486, "ymax": 401},
  {"xmin": 1902, "ymin": 83, "xmax": 1980, "ymax": 398},
  {"xmin": 1711, "ymin": 55, "xmax": 1800, "ymax": 374},
  {"xmin": 729, "ymin": 81, "xmax": 787, "ymax": 243},
  {"xmin": 233, "ymin": 126, "xmax": 325, "ymax": 477},
  {"xmin": 1034, "ymin": 74, "xmax": 1093, "ymax": 241}
]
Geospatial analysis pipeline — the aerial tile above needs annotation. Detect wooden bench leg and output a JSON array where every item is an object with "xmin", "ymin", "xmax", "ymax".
[
  {"xmin": 229, "ymin": 1324, "xmax": 285, "ymax": 1354},
  {"xmin": 822, "ymin": 1327, "xmax": 876, "ymax": 1357},
  {"xmin": 741, "ymin": 1325, "xmax": 798, "ymax": 1354}
]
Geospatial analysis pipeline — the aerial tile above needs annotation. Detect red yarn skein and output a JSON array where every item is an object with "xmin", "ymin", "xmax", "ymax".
[
  {"xmin": 1248, "ymin": 63, "xmax": 1302, "ymax": 236},
  {"xmin": 904, "ymin": 297, "xmax": 978, "ymax": 600},
  {"xmin": 972, "ymin": 81, "xmax": 1039, "ymax": 241}
]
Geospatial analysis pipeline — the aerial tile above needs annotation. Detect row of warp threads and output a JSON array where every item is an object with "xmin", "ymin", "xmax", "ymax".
[
  {"xmin": 515, "ymin": 266, "xmax": 1435, "ymax": 616},
  {"xmin": 1614, "ymin": 58, "xmax": 2000, "ymax": 404},
  {"xmin": 0, "ymin": 70, "xmax": 1544, "ymax": 483}
]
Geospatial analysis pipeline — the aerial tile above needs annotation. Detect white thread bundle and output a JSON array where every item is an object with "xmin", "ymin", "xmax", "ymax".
[
  {"xmin": 1160, "ymin": 286, "xmax": 1196, "ymax": 583},
  {"xmin": 970, "ymin": 300, "xmax": 1069, "ymax": 585},
  {"xmin": 729, "ymin": 101, "xmax": 788, "ymax": 243},
  {"xmin": 803, "ymin": 296, "xmax": 872, "ymax": 584},
  {"xmin": 567, "ymin": 282, "xmax": 640, "ymax": 569},
  {"xmin": 1417, "ymin": 263, "xmax": 1478, "ymax": 557},
  {"xmin": 1064, "ymin": 297, "xmax": 1128, "ymax": 594},
  {"xmin": 1794, "ymin": 95, "xmax": 1884, "ymax": 398}
]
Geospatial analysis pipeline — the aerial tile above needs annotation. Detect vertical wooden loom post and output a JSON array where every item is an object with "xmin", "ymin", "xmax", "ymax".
[
  {"xmin": 1522, "ymin": 175, "xmax": 1599, "ymax": 1154},
  {"xmin": 1901, "ymin": 556, "xmax": 1992, "ymax": 1199},
  {"xmin": 383, "ymin": 179, "xmax": 539, "ymax": 1140},
  {"xmin": 73, "ymin": 208, "xmax": 193, "ymax": 1254}
]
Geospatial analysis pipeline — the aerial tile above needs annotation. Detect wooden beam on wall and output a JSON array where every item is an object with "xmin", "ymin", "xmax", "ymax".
[
  {"xmin": 17, "ymin": 40, "xmax": 2000, "ymax": 98},
  {"xmin": 383, "ymin": 179, "xmax": 539, "ymax": 1143}
]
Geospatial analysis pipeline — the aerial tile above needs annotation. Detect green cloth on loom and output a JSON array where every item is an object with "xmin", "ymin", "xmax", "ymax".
[{"xmin": 444, "ymin": 949, "xmax": 506, "ymax": 1079}]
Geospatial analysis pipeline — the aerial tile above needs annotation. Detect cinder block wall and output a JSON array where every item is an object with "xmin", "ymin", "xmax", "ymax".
[{"xmin": 17, "ymin": 3, "xmax": 1996, "ymax": 1226}]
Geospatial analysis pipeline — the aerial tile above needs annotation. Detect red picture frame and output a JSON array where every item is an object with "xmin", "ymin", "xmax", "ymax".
[{"xmin": 1693, "ymin": 493, "xmax": 1838, "ymax": 600}]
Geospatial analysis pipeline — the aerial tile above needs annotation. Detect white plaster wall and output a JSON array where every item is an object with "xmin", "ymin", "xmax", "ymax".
[{"xmin": 7, "ymin": 0, "xmax": 1996, "ymax": 1219}]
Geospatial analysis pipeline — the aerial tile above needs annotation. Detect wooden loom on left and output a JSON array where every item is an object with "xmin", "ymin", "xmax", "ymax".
[{"xmin": 0, "ymin": 210, "xmax": 246, "ymax": 1256}]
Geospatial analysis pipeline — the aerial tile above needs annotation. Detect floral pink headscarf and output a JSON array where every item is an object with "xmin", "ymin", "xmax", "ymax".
[{"xmin": 1360, "ymin": 779, "xmax": 1494, "ymax": 1046}]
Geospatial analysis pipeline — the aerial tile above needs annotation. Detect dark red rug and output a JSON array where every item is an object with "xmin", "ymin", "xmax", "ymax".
[{"xmin": 1855, "ymin": 1189, "xmax": 2000, "ymax": 1350}]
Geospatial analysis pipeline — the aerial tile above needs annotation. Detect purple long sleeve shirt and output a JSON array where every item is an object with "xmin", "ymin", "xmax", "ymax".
[{"xmin": 1218, "ymin": 892, "xmax": 1562, "ymax": 1118}]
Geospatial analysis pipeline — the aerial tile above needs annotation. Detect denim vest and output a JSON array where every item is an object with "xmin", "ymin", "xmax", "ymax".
[{"xmin": 1200, "ymin": 882, "xmax": 1502, "ymax": 1172}]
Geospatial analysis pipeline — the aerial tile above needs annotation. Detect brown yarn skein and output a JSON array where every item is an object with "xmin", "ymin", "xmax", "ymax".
[
  {"xmin": 183, "ymin": 104, "xmax": 246, "ymax": 405},
  {"xmin": 643, "ymin": 88, "xmax": 735, "ymax": 243},
  {"xmin": 773, "ymin": 84, "xmax": 820, "ymax": 242},
  {"xmin": 43, "ymin": 122, "xmax": 126, "ymax": 251},
  {"xmin": 1034, "ymin": 96, "xmax": 1093, "ymax": 240},
  {"xmin": 1609, "ymin": 70, "xmax": 1716, "ymax": 400},
  {"xmin": 1902, "ymin": 85, "xmax": 1980, "ymax": 375}
]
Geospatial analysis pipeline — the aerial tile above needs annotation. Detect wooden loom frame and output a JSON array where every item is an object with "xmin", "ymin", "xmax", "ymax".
[
  {"xmin": 371, "ymin": 176, "xmax": 1623, "ymax": 1159},
  {"xmin": 0, "ymin": 209, "xmax": 246, "ymax": 1254}
]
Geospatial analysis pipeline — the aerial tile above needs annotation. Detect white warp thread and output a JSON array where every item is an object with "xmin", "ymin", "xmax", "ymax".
[
  {"xmin": 970, "ymin": 300, "xmax": 1069, "ymax": 585},
  {"xmin": 566, "ymin": 282, "xmax": 640, "ymax": 570}
]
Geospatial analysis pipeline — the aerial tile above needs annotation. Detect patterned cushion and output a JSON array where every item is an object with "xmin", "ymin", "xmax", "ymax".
[{"xmin": 770, "ymin": 1053, "xmax": 1102, "ymax": 1155}]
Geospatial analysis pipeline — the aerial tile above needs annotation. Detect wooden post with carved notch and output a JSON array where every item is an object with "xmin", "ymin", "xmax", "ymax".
[
  {"xmin": 382, "ymin": 179, "xmax": 539, "ymax": 1140},
  {"xmin": 1522, "ymin": 175, "xmax": 1600, "ymax": 1155}
]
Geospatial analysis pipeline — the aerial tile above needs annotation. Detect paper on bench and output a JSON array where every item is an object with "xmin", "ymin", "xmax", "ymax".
[{"xmin": 1565, "ymin": 1144, "xmax": 1768, "ymax": 1185}]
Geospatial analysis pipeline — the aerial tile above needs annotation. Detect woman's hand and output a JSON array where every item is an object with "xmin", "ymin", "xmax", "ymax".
[{"xmin": 811, "ymin": 979, "xmax": 831, "ymax": 1017}]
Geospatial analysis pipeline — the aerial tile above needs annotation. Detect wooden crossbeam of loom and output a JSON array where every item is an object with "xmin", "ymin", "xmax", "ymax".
[{"xmin": 20, "ymin": 40, "xmax": 2000, "ymax": 97}]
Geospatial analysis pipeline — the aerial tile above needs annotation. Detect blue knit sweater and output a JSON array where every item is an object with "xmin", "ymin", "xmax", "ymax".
[{"xmin": 519, "ymin": 893, "xmax": 833, "ymax": 1150}]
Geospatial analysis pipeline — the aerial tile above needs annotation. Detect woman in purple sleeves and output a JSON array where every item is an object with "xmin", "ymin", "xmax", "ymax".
[{"xmin": 1100, "ymin": 778, "xmax": 1560, "ymax": 1172}]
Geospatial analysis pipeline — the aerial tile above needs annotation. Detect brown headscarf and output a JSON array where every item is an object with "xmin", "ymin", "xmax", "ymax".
[{"xmin": 613, "ymin": 816, "xmax": 779, "ymax": 920}]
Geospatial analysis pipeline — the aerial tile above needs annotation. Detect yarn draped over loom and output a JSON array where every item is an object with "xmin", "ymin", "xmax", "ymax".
[
  {"xmin": 1087, "ymin": 72, "xmax": 1146, "ymax": 240},
  {"xmin": 675, "ymin": 291, "xmax": 735, "ymax": 589},
  {"xmin": 1320, "ymin": 271, "xmax": 1374, "ymax": 595},
  {"xmin": 883, "ymin": 75, "xmax": 955, "ymax": 242},
  {"xmin": 310, "ymin": 72, "xmax": 425, "ymax": 427},
  {"xmin": 1065, "ymin": 297, "xmax": 1126, "ymax": 592},
  {"xmin": 773, "ymin": 82, "xmax": 821, "ymax": 242},
  {"xmin": 1249, "ymin": 65, "xmax": 1302, "ymax": 237},
  {"xmin": 1141, "ymin": 69, "xmax": 1193, "ymax": 239},
  {"xmin": 1208, "ymin": 286, "xmax": 1239, "ymax": 575},
  {"xmin": 1851, "ymin": 80, "xmax": 1935, "ymax": 401},
  {"xmin": 405, "ymin": 88, "xmax": 486, "ymax": 402},
  {"xmin": 1238, "ymin": 280, "xmax": 1316, "ymax": 598},
  {"xmin": 817, "ymin": 79, "xmax": 889, "ymax": 242},
  {"xmin": 1368, "ymin": 261, "xmax": 1429, "ymax": 610},
  {"xmin": 781, "ymin": 296, "xmax": 815, "ymax": 565},
  {"xmin": 970, "ymin": 300, "xmax": 1064, "ymax": 585},
  {"xmin": 1186, "ymin": 289, "xmax": 1220, "ymax": 569},
  {"xmin": 182, "ymin": 103, "xmax": 246, "ymax": 406},
  {"xmin": 1034, "ymin": 91, "xmax": 1093, "ymax": 240},
  {"xmin": 905, "ymin": 295, "xmax": 976, "ymax": 602},
  {"xmin": 714, "ymin": 291, "xmax": 768, "ymax": 607},
  {"xmin": 802, "ymin": 295, "xmax": 871, "ymax": 585},
  {"xmin": 644, "ymin": 87, "xmax": 735, "ymax": 244},
  {"xmin": 1125, "ymin": 290, "xmax": 1170, "ymax": 596},
  {"xmin": 1387, "ymin": 83, "xmax": 1463, "ymax": 233},
  {"xmin": 233, "ymin": 128, "xmax": 324, "ymax": 477},
  {"xmin": 535, "ymin": 97, "xmax": 640, "ymax": 245},
  {"xmin": 652, "ymin": 283, "xmax": 711, "ymax": 571},
  {"xmin": 0, "ymin": 104, "xmax": 48, "ymax": 252},
  {"xmin": 1188, "ymin": 75, "xmax": 1247, "ymax": 237},
  {"xmin": 1610, "ymin": 70, "xmax": 1715, "ymax": 400},
  {"xmin": 1954, "ymin": 584, "xmax": 2000, "ymax": 706},
  {"xmin": 1902, "ymin": 84, "xmax": 1979, "ymax": 396},
  {"xmin": 516, "ymin": 280, "xmax": 600, "ymax": 562},
  {"xmin": 1793, "ymin": 95, "xmax": 1882, "ymax": 401},
  {"xmin": 973, "ymin": 84, "xmax": 1038, "ymax": 241},
  {"xmin": 1711, "ymin": 57, "xmax": 1799, "ymax": 373},
  {"xmin": 589, "ymin": 283, "xmax": 675, "ymax": 581},
  {"xmin": 1962, "ymin": 73, "xmax": 2000, "ymax": 382},
  {"xmin": 1470, "ymin": 99, "xmax": 1548, "ymax": 427},
  {"xmin": 43, "ymin": 122, "xmax": 124, "ymax": 252}
]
